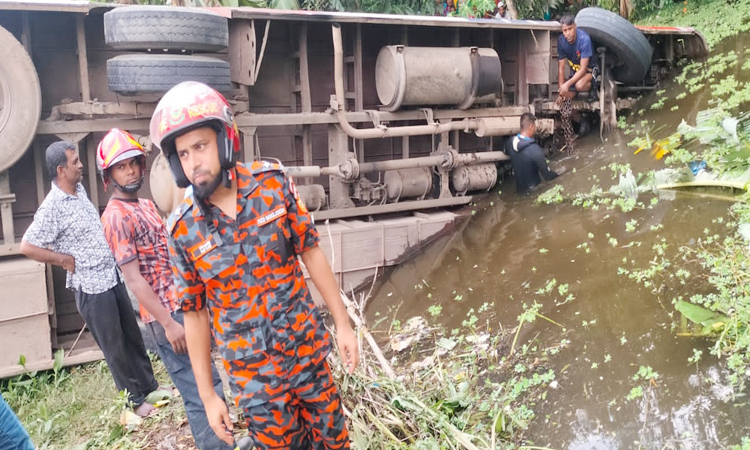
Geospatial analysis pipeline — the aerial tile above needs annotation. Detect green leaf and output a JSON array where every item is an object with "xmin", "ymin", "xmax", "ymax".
[
  {"xmin": 53, "ymin": 349, "xmax": 64, "ymax": 374},
  {"xmin": 107, "ymin": 424, "xmax": 126, "ymax": 443},
  {"xmin": 269, "ymin": 0, "xmax": 299, "ymax": 8},
  {"xmin": 675, "ymin": 300, "xmax": 729, "ymax": 329},
  {"xmin": 145, "ymin": 389, "xmax": 173, "ymax": 405},
  {"xmin": 238, "ymin": 0, "xmax": 268, "ymax": 6}
]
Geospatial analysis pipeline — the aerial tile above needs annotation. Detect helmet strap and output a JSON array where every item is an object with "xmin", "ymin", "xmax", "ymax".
[
  {"xmin": 167, "ymin": 150, "xmax": 191, "ymax": 189},
  {"xmin": 222, "ymin": 169, "xmax": 230, "ymax": 188},
  {"xmin": 216, "ymin": 125, "xmax": 236, "ymax": 170},
  {"xmin": 105, "ymin": 158, "xmax": 145, "ymax": 194},
  {"xmin": 113, "ymin": 178, "xmax": 144, "ymax": 194},
  {"xmin": 109, "ymin": 175, "xmax": 143, "ymax": 194}
]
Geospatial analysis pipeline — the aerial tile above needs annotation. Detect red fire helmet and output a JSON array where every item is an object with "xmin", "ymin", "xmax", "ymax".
[{"xmin": 149, "ymin": 81, "xmax": 240, "ymax": 188}]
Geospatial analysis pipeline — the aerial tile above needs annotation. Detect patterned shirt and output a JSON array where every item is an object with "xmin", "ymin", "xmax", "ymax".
[
  {"xmin": 168, "ymin": 161, "xmax": 330, "ymax": 409},
  {"xmin": 102, "ymin": 198, "xmax": 178, "ymax": 324},
  {"xmin": 23, "ymin": 182, "xmax": 118, "ymax": 295}
]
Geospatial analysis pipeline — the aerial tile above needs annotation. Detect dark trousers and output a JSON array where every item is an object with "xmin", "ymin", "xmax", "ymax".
[
  {"xmin": 143, "ymin": 311, "xmax": 233, "ymax": 450},
  {"xmin": 75, "ymin": 282, "xmax": 157, "ymax": 406}
]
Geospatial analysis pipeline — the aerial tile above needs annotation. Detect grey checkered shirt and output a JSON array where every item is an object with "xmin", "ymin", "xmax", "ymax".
[{"xmin": 23, "ymin": 182, "xmax": 118, "ymax": 294}]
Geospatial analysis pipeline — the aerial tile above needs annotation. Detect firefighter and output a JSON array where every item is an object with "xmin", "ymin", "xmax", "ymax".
[
  {"xmin": 149, "ymin": 81, "xmax": 359, "ymax": 449},
  {"xmin": 97, "ymin": 129, "xmax": 233, "ymax": 450}
]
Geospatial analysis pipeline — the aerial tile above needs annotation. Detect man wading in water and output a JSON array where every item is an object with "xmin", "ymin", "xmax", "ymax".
[{"xmin": 505, "ymin": 113, "xmax": 562, "ymax": 193}]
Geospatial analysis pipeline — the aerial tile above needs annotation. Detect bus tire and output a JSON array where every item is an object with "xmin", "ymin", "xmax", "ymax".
[
  {"xmin": 575, "ymin": 7, "xmax": 653, "ymax": 84},
  {"xmin": 0, "ymin": 26, "xmax": 41, "ymax": 172},
  {"xmin": 104, "ymin": 6, "xmax": 229, "ymax": 53},
  {"xmin": 107, "ymin": 54, "xmax": 232, "ymax": 95}
]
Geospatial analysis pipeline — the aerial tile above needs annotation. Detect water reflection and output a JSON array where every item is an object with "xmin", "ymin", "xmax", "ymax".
[
  {"xmin": 367, "ymin": 34, "xmax": 750, "ymax": 448},
  {"xmin": 368, "ymin": 153, "xmax": 750, "ymax": 449}
]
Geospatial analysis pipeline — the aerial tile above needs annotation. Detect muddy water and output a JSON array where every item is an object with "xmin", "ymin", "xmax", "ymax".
[{"xmin": 367, "ymin": 36, "xmax": 750, "ymax": 450}]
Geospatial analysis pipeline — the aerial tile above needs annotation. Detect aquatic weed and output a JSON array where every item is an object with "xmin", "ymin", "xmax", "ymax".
[{"xmin": 536, "ymin": 185, "xmax": 565, "ymax": 205}]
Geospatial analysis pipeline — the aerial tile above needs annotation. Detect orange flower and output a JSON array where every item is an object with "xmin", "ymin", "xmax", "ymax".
[{"xmin": 683, "ymin": 7, "xmax": 687, "ymax": 12}]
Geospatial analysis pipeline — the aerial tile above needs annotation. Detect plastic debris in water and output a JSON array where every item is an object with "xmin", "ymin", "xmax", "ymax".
[
  {"xmin": 722, "ymin": 117, "xmax": 740, "ymax": 143},
  {"xmin": 612, "ymin": 169, "xmax": 638, "ymax": 199},
  {"xmin": 389, "ymin": 316, "xmax": 429, "ymax": 352},
  {"xmin": 688, "ymin": 160, "xmax": 707, "ymax": 176},
  {"xmin": 739, "ymin": 224, "xmax": 750, "ymax": 245}
]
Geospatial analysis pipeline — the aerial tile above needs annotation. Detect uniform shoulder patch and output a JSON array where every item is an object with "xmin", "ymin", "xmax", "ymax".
[{"xmin": 167, "ymin": 194, "xmax": 195, "ymax": 235}]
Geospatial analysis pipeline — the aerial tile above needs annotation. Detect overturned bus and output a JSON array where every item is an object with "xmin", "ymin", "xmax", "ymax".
[{"xmin": 0, "ymin": 1, "xmax": 706, "ymax": 377}]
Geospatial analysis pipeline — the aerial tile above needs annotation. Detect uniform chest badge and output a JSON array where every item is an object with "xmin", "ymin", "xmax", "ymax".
[
  {"xmin": 189, "ymin": 236, "xmax": 217, "ymax": 260},
  {"xmin": 257, "ymin": 205, "xmax": 287, "ymax": 227}
]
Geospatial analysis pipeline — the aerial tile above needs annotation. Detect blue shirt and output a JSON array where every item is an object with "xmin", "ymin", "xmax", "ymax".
[{"xmin": 557, "ymin": 29, "xmax": 598, "ymax": 73}]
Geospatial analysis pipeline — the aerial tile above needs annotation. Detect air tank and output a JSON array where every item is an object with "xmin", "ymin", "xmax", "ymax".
[
  {"xmin": 451, "ymin": 164, "xmax": 498, "ymax": 194},
  {"xmin": 384, "ymin": 168, "xmax": 433, "ymax": 201},
  {"xmin": 375, "ymin": 45, "xmax": 502, "ymax": 112}
]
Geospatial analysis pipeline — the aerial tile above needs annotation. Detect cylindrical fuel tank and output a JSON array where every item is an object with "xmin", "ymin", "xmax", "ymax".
[
  {"xmin": 384, "ymin": 168, "xmax": 433, "ymax": 201},
  {"xmin": 150, "ymin": 152, "xmax": 186, "ymax": 215},
  {"xmin": 296, "ymin": 184, "xmax": 327, "ymax": 212},
  {"xmin": 451, "ymin": 164, "xmax": 498, "ymax": 193},
  {"xmin": 375, "ymin": 46, "xmax": 502, "ymax": 111}
]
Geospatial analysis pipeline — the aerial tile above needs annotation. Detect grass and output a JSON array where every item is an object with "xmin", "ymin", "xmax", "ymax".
[
  {"xmin": 327, "ymin": 292, "xmax": 563, "ymax": 450},
  {"xmin": 2, "ymin": 353, "xmax": 194, "ymax": 450},
  {"xmin": 638, "ymin": 0, "xmax": 750, "ymax": 48},
  {"xmin": 3, "ymin": 297, "xmax": 562, "ymax": 450}
]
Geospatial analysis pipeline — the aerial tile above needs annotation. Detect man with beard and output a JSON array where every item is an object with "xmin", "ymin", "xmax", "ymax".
[
  {"xmin": 150, "ymin": 81, "xmax": 360, "ymax": 449},
  {"xmin": 97, "ymin": 129, "xmax": 233, "ymax": 449},
  {"xmin": 20, "ymin": 141, "xmax": 159, "ymax": 418}
]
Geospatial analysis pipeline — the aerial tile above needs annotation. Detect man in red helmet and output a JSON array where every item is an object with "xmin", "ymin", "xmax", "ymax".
[
  {"xmin": 150, "ymin": 81, "xmax": 359, "ymax": 449},
  {"xmin": 97, "ymin": 129, "xmax": 234, "ymax": 450}
]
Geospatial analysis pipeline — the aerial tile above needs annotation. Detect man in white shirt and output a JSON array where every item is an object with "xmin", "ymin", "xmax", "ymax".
[{"xmin": 20, "ymin": 141, "xmax": 159, "ymax": 418}]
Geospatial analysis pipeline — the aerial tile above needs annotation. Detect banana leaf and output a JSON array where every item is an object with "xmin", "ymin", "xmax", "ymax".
[{"xmin": 675, "ymin": 300, "xmax": 729, "ymax": 335}]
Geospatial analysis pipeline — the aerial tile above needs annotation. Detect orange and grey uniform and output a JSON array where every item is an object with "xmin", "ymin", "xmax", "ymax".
[{"xmin": 168, "ymin": 161, "xmax": 350, "ymax": 449}]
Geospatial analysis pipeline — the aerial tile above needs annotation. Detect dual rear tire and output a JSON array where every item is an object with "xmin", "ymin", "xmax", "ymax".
[{"xmin": 103, "ymin": 6, "xmax": 232, "ymax": 95}]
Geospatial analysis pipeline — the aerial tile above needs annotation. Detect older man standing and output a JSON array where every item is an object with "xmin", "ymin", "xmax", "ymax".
[{"xmin": 20, "ymin": 141, "xmax": 159, "ymax": 418}]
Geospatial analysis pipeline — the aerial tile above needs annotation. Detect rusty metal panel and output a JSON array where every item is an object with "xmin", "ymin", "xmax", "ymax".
[
  {"xmin": 52, "ymin": 265, "xmax": 80, "ymax": 335},
  {"xmin": 523, "ymin": 29, "xmax": 551, "ymax": 85},
  {"xmin": 228, "ymin": 8, "xmax": 561, "ymax": 32},
  {"xmin": 2, "ymin": 148, "xmax": 40, "ymax": 242},
  {"xmin": 550, "ymin": 33, "xmax": 561, "ymax": 95},
  {"xmin": 30, "ymin": 12, "xmax": 81, "ymax": 110},
  {"xmin": 229, "ymin": 19, "xmax": 256, "ymax": 86},
  {"xmin": 496, "ymin": 29, "xmax": 518, "ymax": 105},
  {"xmin": 0, "ymin": 257, "xmax": 50, "ymax": 373},
  {"xmin": 0, "ymin": 1, "xmax": 111, "ymax": 14}
]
